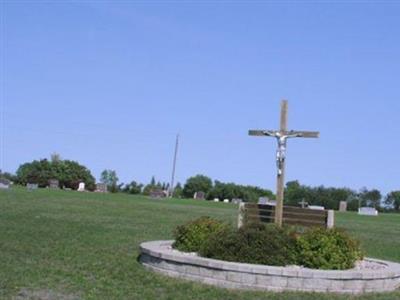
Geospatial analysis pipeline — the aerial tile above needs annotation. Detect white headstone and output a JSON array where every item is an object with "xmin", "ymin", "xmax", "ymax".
[
  {"xmin": 358, "ymin": 207, "xmax": 378, "ymax": 216},
  {"xmin": 223, "ymin": 199, "xmax": 229, "ymax": 203},
  {"xmin": 213, "ymin": 198, "xmax": 219, "ymax": 202},
  {"xmin": 308, "ymin": 205, "xmax": 325, "ymax": 211},
  {"xmin": 26, "ymin": 183, "xmax": 38, "ymax": 191},
  {"xmin": 258, "ymin": 197, "xmax": 269, "ymax": 205},
  {"xmin": 77, "ymin": 182, "xmax": 85, "ymax": 192},
  {"xmin": 0, "ymin": 178, "xmax": 10, "ymax": 189},
  {"xmin": 232, "ymin": 198, "xmax": 243, "ymax": 204},
  {"xmin": 339, "ymin": 201, "xmax": 347, "ymax": 212}
]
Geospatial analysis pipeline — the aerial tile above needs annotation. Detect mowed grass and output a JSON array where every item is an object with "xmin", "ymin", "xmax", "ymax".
[{"xmin": 0, "ymin": 188, "xmax": 399, "ymax": 300}]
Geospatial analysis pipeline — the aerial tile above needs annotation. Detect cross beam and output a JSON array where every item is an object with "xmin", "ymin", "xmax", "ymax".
[{"xmin": 249, "ymin": 100, "xmax": 319, "ymax": 227}]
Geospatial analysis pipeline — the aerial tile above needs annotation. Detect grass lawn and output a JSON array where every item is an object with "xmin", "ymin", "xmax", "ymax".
[{"xmin": 0, "ymin": 187, "xmax": 399, "ymax": 300}]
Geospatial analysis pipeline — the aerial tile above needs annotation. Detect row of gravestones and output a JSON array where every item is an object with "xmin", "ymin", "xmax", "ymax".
[
  {"xmin": 257, "ymin": 197, "xmax": 378, "ymax": 216},
  {"xmin": 194, "ymin": 191, "xmax": 243, "ymax": 204},
  {"xmin": 0, "ymin": 178, "xmax": 108, "ymax": 193},
  {"xmin": 47, "ymin": 180, "xmax": 108, "ymax": 193}
]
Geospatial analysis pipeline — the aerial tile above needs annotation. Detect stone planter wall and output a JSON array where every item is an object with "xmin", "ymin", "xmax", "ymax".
[{"xmin": 139, "ymin": 240, "xmax": 400, "ymax": 294}]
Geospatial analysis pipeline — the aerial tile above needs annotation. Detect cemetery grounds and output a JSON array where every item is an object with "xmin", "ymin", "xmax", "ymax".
[{"xmin": 0, "ymin": 187, "xmax": 399, "ymax": 300}]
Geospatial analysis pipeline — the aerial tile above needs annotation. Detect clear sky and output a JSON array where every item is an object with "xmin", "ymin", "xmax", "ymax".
[{"xmin": 1, "ymin": 2, "xmax": 399, "ymax": 194}]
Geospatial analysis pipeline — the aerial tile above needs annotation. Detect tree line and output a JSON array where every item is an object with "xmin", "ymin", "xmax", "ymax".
[
  {"xmin": 1, "ymin": 155, "xmax": 399, "ymax": 212},
  {"xmin": 284, "ymin": 180, "xmax": 400, "ymax": 212}
]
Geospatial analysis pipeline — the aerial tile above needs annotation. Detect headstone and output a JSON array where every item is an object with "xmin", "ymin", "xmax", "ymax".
[
  {"xmin": 48, "ymin": 179, "xmax": 59, "ymax": 189},
  {"xmin": 232, "ymin": 198, "xmax": 243, "ymax": 204},
  {"xmin": 258, "ymin": 197, "xmax": 269, "ymax": 205},
  {"xmin": 77, "ymin": 182, "xmax": 85, "ymax": 192},
  {"xmin": 150, "ymin": 189, "xmax": 167, "ymax": 199},
  {"xmin": 213, "ymin": 198, "xmax": 219, "ymax": 202},
  {"xmin": 0, "ymin": 178, "xmax": 10, "ymax": 189},
  {"xmin": 308, "ymin": 205, "xmax": 325, "ymax": 211},
  {"xmin": 26, "ymin": 183, "xmax": 38, "ymax": 191},
  {"xmin": 358, "ymin": 207, "xmax": 378, "ymax": 216},
  {"xmin": 339, "ymin": 201, "xmax": 347, "ymax": 212},
  {"xmin": 193, "ymin": 191, "xmax": 205, "ymax": 200},
  {"xmin": 223, "ymin": 199, "xmax": 229, "ymax": 203},
  {"xmin": 95, "ymin": 183, "xmax": 107, "ymax": 193}
]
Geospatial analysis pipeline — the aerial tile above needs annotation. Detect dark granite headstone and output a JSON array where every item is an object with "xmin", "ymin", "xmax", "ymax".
[
  {"xmin": 150, "ymin": 189, "xmax": 167, "ymax": 199},
  {"xmin": 193, "ymin": 191, "xmax": 205, "ymax": 200},
  {"xmin": 95, "ymin": 183, "xmax": 107, "ymax": 193},
  {"xmin": 48, "ymin": 179, "xmax": 59, "ymax": 189}
]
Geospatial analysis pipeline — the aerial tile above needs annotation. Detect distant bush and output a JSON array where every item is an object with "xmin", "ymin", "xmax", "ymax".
[
  {"xmin": 173, "ymin": 217, "xmax": 226, "ymax": 252},
  {"xmin": 199, "ymin": 223, "xmax": 298, "ymax": 266},
  {"xmin": 296, "ymin": 228, "xmax": 363, "ymax": 270}
]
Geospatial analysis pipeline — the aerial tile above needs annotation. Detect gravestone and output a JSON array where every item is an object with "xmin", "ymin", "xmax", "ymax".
[
  {"xmin": 26, "ymin": 183, "xmax": 38, "ymax": 191},
  {"xmin": 95, "ymin": 183, "xmax": 107, "ymax": 193},
  {"xmin": 358, "ymin": 207, "xmax": 378, "ymax": 216},
  {"xmin": 339, "ymin": 201, "xmax": 347, "ymax": 212},
  {"xmin": 77, "ymin": 182, "xmax": 85, "ymax": 192},
  {"xmin": 308, "ymin": 205, "xmax": 325, "ymax": 211},
  {"xmin": 150, "ymin": 189, "xmax": 167, "ymax": 199},
  {"xmin": 223, "ymin": 199, "xmax": 230, "ymax": 203},
  {"xmin": 193, "ymin": 191, "xmax": 205, "ymax": 200},
  {"xmin": 232, "ymin": 198, "xmax": 243, "ymax": 204},
  {"xmin": 258, "ymin": 197, "xmax": 269, "ymax": 205},
  {"xmin": 213, "ymin": 198, "xmax": 220, "ymax": 202},
  {"xmin": 0, "ymin": 178, "xmax": 10, "ymax": 189},
  {"xmin": 48, "ymin": 179, "xmax": 59, "ymax": 189}
]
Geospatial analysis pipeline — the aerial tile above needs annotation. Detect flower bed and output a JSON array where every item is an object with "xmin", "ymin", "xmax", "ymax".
[{"xmin": 139, "ymin": 240, "xmax": 400, "ymax": 294}]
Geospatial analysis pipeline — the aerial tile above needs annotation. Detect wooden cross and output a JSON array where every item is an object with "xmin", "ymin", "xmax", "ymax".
[{"xmin": 249, "ymin": 100, "xmax": 319, "ymax": 227}]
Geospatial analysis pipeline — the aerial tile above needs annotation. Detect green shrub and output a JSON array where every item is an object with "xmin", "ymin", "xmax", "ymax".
[
  {"xmin": 199, "ymin": 223, "xmax": 298, "ymax": 266},
  {"xmin": 296, "ymin": 227, "xmax": 363, "ymax": 270},
  {"xmin": 172, "ymin": 217, "xmax": 226, "ymax": 252}
]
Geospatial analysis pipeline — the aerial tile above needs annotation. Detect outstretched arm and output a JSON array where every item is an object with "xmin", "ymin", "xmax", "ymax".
[{"xmin": 286, "ymin": 130, "xmax": 319, "ymax": 138}]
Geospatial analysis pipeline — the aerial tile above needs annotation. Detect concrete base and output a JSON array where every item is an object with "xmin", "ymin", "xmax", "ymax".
[{"xmin": 139, "ymin": 240, "xmax": 400, "ymax": 294}]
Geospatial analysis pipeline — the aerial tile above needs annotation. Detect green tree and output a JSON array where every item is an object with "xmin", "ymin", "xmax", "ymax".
[
  {"xmin": 359, "ymin": 188, "xmax": 382, "ymax": 209},
  {"xmin": 142, "ymin": 176, "xmax": 160, "ymax": 195},
  {"xmin": 100, "ymin": 170, "xmax": 119, "ymax": 193},
  {"xmin": 16, "ymin": 157, "xmax": 95, "ymax": 190},
  {"xmin": 123, "ymin": 181, "xmax": 143, "ymax": 194},
  {"xmin": 0, "ymin": 170, "xmax": 17, "ymax": 182},
  {"xmin": 182, "ymin": 175, "xmax": 213, "ymax": 198},
  {"xmin": 172, "ymin": 182, "xmax": 183, "ymax": 198},
  {"xmin": 385, "ymin": 191, "xmax": 400, "ymax": 211}
]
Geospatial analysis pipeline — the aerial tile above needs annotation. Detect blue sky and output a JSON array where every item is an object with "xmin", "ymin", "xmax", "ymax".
[{"xmin": 1, "ymin": 2, "xmax": 399, "ymax": 194}]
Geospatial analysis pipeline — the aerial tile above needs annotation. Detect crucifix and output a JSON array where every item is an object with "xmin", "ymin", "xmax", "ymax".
[{"xmin": 249, "ymin": 100, "xmax": 319, "ymax": 227}]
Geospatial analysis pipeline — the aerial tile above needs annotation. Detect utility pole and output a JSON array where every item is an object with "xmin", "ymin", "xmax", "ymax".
[{"xmin": 169, "ymin": 134, "xmax": 179, "ymax": 197}]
